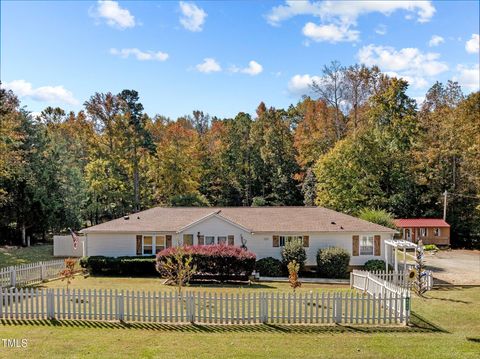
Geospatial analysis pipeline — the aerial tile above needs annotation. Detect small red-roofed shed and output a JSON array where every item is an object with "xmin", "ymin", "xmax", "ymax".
[{"xmin": 394, "ymin": 218, "xmax": 450, "ymax": 246}]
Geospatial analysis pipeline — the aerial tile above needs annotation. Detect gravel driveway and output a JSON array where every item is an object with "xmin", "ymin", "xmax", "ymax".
[{"xmin": 425, "ymin": 249, "xmax": 480, "ymax": 285}]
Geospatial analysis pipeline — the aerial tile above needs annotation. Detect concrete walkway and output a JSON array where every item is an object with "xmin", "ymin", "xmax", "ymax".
[{"xmin": 260, "ymin": 277, "xmax": 349, "ymax": 285}]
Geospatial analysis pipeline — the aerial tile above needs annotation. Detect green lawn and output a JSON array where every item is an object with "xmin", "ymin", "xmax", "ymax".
[
  {"xmin": 39, "ymin": 275, "xmax": 350, "ymax": 293},
  {"xmin": 0, "ymin": 276, "xmax": 479, "ymax": 358},
  {"xmin": 0, "ymin": 244, "xmax": 55, "ymax": 268}
]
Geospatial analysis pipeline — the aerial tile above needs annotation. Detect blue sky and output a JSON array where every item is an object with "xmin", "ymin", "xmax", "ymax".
[{"xmin": 1, "ymin": 1, "xmax": 479, "ymax": 119}]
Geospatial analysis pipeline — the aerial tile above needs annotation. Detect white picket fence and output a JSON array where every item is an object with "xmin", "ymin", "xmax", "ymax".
[
  {"xmin": 0, "ymin": 288, "xmax": 410, "ymax": 325},
  {"xmin": 0, "ymin": 260, "xmax": 65, "ymax": 288},
  {"xmin": 351, "ymin": 270, "xmax": 433, "ymax": 291}
]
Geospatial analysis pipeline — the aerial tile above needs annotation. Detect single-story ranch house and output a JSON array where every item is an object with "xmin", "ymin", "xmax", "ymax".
[{"xmin": 80, "ymin": 207, "xmax": 396, "ymax": 267}]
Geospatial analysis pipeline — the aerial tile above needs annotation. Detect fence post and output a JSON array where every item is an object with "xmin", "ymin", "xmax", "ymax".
[
  {"xmin": 10, "ymin": 269, "xmax": 16, "ymax": 287},
  {"xmin": 190, "ymin": 293, "xmax": 195, "ymax": 323},
  {"xmin": 350, "ymin": 272, "xmax": 353, "ymax": 288},
  {"xmin": 404, "ymin": 295, "xmax": 410, "ymax": 325},
  {"xmin": 262, "ymin": 294, "xmax": 268, "ymax": 324},
  {"xmin": 47, "ymin": 290, "xmax": 55, "ymax": 320},
  {"xmin": 116, "ymin": 293, "xmax": 124, "ymax": 321},
  {"xmin": 333, "ymin": 294, "xmax": 342, "ymax": 324},
  {"xmin": 40, "ymin": 263, "xmax": 46, "ymax": 281}
]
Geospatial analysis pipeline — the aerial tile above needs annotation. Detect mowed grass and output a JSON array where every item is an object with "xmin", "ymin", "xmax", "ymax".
[
  {"xmin": 0, "ymin": 275, "xmax": 479, "ymax": 359},
  {"xmin": 39, "ymin": 275, "xmax": 350, "ymax": 294},
  {"xmin": 0, "ymin": 244, "xmax": 55, "ymax": 268}
]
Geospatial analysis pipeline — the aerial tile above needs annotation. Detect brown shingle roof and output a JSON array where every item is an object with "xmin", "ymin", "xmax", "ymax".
[{"xmin": 81, "ymin": 207, "xmax": 396, "ymax": 234}]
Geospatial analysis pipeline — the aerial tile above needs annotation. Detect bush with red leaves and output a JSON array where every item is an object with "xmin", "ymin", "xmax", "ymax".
[{"xmin": 157, "ymin": 245, "xmax": 256, "ymax": 280}]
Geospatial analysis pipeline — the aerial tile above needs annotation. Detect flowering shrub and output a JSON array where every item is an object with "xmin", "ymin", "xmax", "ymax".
[{"xmin": 157, "ymin": 245, "xmax": 256, "ymax": 280}]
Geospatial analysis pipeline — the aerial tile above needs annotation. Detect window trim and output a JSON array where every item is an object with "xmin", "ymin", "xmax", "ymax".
[{"xmin": 360, "ymin": 235, "xmax": 374, "ymax": 256}]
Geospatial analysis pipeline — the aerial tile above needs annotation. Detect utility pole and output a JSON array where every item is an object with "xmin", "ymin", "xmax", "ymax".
[{"xmin": 443, "ymin": 190, "xmax": 448, "ymax": 220}]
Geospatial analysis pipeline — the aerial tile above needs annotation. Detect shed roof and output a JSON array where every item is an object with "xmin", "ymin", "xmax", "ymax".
[{"xmin": 394, "ymin": 218, "xmax": 450, "ymax": 228}]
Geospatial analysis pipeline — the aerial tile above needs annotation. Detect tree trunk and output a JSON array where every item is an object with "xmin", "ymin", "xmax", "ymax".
[
  {"xmin": 21, "ymin": 223, "xmax": 27, "ymax": 247},
  {"xmin": 133, "ymin": 145, "xmax": 140, "ymax": 212}
]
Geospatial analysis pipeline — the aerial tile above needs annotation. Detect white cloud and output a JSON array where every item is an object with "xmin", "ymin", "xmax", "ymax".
[
  {"xmin": 465, "ymin": 34, "xmax": 479, "ymax": 54},
  {"xmin": 266, "ymin": 1, "xmax": 435, "ymax": 43},
  {"xmin": 413, "ymin": 96, "xmax": 425, "ymax": 106},
  {"xmin": 453, "ymin": 64, "xmax": 480, "ymax": 91},
  {"xmin": 288, "ymin": 74, "xmax": 322, "ymax": 95},
  {"xmin": 357, "ymin": 44, "xmax": 448, "ymax": 88},
  {"xmin": 428, "ymin": 35, "xmax": 444, "ymax": 47},
  {"xmin": 179, "ymin": 1, "xmax": 207, "ymax": 32},
  {"xmin": 375, "ymin": 24, "xmax": 387, "ymax": 35},
  {"xmin": 2, "ymin": 80, "xmax": 79, "ymax": 105},
  {"xmin": 384, "ymin": 72, "xmax": 429, "ymax": 89},
  {"xmin": 90, "ymin": 1, "xmax": 135, "ymax": 29},
  {"xmin": 110, "ymin": 48, "xmax": 169, "ymax": 61},
  {"xmin": 302, "ymin": 22, "xmax": 359, "ymax": 43},
  {"xmin": 267, "ymin": 1, "xmax": 435, "ymax": 25},
  {"xmin": 196, "ymin": 58, "xmax": 221, "ymax": 73},
  {"xmin": 230, "ymin": 60, "xmax": 264, "ymax": 76}
]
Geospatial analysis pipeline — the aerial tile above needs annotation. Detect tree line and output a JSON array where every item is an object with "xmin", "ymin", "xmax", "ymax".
[{"xmin": 1, "ymin": 62, "xmax": 479, "ymax": 247}]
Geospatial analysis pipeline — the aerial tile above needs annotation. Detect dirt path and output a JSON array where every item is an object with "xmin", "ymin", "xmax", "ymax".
[{"xmin": 425, "ymin": 249, "xmax": 480, "ymax": 285}]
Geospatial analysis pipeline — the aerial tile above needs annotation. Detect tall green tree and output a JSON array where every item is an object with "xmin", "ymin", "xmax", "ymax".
[{"xmin": 252, "ymin": 105, "xmax": 301, "ymax": 205}]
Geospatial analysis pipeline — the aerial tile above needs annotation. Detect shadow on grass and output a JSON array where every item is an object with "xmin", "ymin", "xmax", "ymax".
[
  {"xmin": 466, "ymin": 337, "xmax": 480, "ymax": 343},
  {"xmin": 424, "ymin": 296, "xmax": 471, "ymax": 304},
  {"xmin": 408, "ymin": 312, "xmax": 448, "ymax": 333},
  {"xmin": 0, "ymin": 313, "xmax": 447, "ymax": 334},
  {"xmin": 34, "ymin": 282, "xmax": 277, "ymax": 290}
]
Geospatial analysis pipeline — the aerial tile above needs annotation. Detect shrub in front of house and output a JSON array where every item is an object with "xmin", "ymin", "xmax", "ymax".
[
  {"xmin": 316, "ymin": 247, "xmax": 350, "ymax": 278},
  {"xmin": 423, "ymin": 244, "xmax": 439, "ymax": 251},
  {"xmin": 281, "ymin": 239, "xmax": 307, "ymax": 270},
  {"xmin": 255, "ymin": 257, "xmax": 284, "ymax": 277},
  {"xmin": 363, "ymin": 259, "xmax": 389, "ymax": 272},
  {"xmin": 157, "ymin": 245, "xmax": 256, "ymax": 280},
  {"xmin": 80, "ymin": 256, "xmax": 157, "ymax": 276}
]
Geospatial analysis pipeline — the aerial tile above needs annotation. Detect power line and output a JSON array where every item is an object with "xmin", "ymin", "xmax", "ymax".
[{"xmin": 448, "ymin": 192, "xmax": 480, "ymax": 200}]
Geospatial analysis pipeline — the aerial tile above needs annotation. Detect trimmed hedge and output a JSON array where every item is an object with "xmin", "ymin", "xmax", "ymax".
[
  {"xmin": 80, "ymin": 256, "xmax": 157, "ymax": 276},
  {"xmin": 316, "ymin": 247, "xmax": 350, "ymax": 279},
  {"xmin": 255, "ymin": 257, "xmax": 284, "ymax": 277},
  {"xmin": 157, "ymin": 245, "xmax": 256, "ymax": 280},
  {"xmin": 363, "ymin": 259, "xmax": 389, "ymax": 272}
]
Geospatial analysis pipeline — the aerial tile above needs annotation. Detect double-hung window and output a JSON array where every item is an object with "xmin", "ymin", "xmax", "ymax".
[
  {"xmin": 205, "ymin": 236, "xmax": 215, "ymax": 245},
  {"xmin": 360, "ymin": 235, "xmax": 374, "ymax": 255},
  {"xmin": 183, "ymin": 234, "xmax": 194, "ymax": 246},
  {"xmin": 217, "ymin": 236, "xmax": 227, "ymax": 245},
  {"xmin": 143, "ymin": 236, "xmax": 153, "ymax": 255},
  {"xmin": 419, "ymin": 228, "xmax": 427, "ymax": 237},
  {"xmin": 279, "ymin": 235, "xmax": 303, "ymax": 247},
  {"xmin": 155, "ymin": 235, "xmax": 166, "ymax": 253}
]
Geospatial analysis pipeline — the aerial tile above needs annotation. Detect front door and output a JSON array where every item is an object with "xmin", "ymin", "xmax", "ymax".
[{"xmin": 405, "ymin": 228, "xmax": 412, "ymax": 241}]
